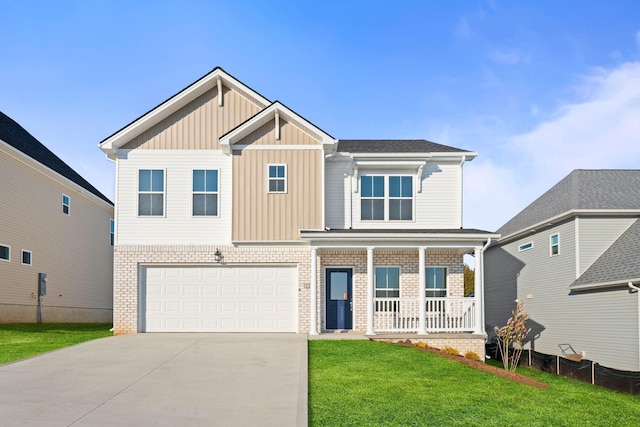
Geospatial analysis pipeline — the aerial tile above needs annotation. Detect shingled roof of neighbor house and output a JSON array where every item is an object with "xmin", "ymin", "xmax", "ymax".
[
  {"xmin": 498, "ymin": 169, "xmax": 640, "ymax": 238},
  {"xmin": 0, "ymin": 112, "xmax": 112, "ymax": 205},
  {"xmin": 337, "ymin": 139, "xmax": 472, "ymax": 154},
  {"xmin": 571, "ymin": 218, "xmax": 640, "ymax": 288}
]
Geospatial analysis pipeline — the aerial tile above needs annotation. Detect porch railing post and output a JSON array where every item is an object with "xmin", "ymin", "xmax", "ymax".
[
  {"xmin": 367, "ymin": 247, "xmax": 375, "ymax": 335},
  {"xmin": 310, "ymin": 247, "xmax": 318, "ymax": 335},
  {"xmin": 418, "ymin": 247, "xmax": 426, "ymax": 334}
]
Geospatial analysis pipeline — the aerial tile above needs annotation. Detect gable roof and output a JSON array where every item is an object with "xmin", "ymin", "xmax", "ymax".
[
  {"xmin": 337, "ymin": 139, "xmax": 474, "ymax": 155},
  {"xmin": 498, "ymin": 169, "xmax": 640, "ymax": 238},
  {"xmin": 99, "ymin": 67, "xmax": 270, "ymax": 157},
  {"xmin": 570, "ymin": 218, "xmax": 640, "ymax": 289},
  {"xmin": 0, "ymin": 112, "xmax": 112, "ymax": 205}
]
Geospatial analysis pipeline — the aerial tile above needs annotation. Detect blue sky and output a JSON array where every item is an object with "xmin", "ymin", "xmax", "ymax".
[{"xmin": 2, "ymin": 0, "xmax": 640, "ymax": 231}]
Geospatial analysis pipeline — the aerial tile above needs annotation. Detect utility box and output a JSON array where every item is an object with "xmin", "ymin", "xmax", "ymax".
[{"xmin": 38, "ymin": 273, "xmax": 47, "ymax": 296}]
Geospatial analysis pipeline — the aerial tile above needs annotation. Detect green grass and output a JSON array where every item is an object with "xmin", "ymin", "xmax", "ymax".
[
  {"xmin": 309, "ymin": 340, "xmax": 640, "ymax": 426},
  {"xmin": 0, "ymin": 323, "xmax": 112, "ymax": 364}
]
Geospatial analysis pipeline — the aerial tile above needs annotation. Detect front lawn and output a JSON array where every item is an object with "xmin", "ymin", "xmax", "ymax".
[
  {"xmin": 0, "ymin": 323, "xmax": 112, "ymax": 364},
  {"xmin": 309, "ymin": 340, "xmax": 640, "ymax": 426}
]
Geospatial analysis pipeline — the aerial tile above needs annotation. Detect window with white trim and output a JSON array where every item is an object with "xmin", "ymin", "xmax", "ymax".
[
  {"xmin": 518, "ymin": 242, "xmax": 533, "ymax": 252},
  {"xmin": 21, "ymin": 250, "xmax": 32, "ymax": 266},
  {"xmin": 268, "ymin": 164, "xmax": 287, "ymax": 193},
  {"xmin": 110, "ymin": 219, "xmax": 115, "ymax": 246},
  {"xmin": 62, "ymin": 194, "xmax": 70, "ymax": 215},
  {"xmin": 375, "ymin": 267, "xmax": 400, "ymax": 298},
  {"xmin": 0, "ymin": 245, "xmax": 9, "ymax": 261},
  {"xmin": 425, "ymin": 267, "xmax": 447, "ymax": 298},
  {"xmin": 138, "ymin": 169, "xmax": 164, "ymax": 216},
  {"xmin": 361, "ymin": 175, "xmax": 413, "ymax": 221},
  {"xmin": 193, "ymin": 170, "xmax": 219, "ymax": 216},
  {"xmin": 550, "ymin": 233, "xmax": 560, "ymax": 256}
]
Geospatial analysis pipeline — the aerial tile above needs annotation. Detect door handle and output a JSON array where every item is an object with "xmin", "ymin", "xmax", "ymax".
[{"xmin": 349, "ymin": 300, "xmax": 353, "ymax": 311}]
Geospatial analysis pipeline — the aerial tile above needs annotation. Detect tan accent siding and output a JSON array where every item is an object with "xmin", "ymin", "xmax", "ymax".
[
  {"xmin": 232, "ymin": 149, "xmax": 322, "ymax": 241},
  {"xmin": 240, "ymin": 119, "xmax": 320, "ymax": 146},
  {"xmin": 123, "ymin": 86, "xmax": 261, "ymax": 150}
]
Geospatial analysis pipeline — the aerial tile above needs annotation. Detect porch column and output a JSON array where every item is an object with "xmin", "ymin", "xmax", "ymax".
[
  {"xmin": 310, "ymin": 247, "xmax": 318, "ymax": 335},
  {"xmin": 418, "ymin": 247, "xmax": 427, "ymax": 334},
  {"xmin": 473, "ymin": 246, "xmax": 483, "ymax": 334},
  {"xmin": 366, "ymin": 247, "xmax": 375, "ymax": 335}
]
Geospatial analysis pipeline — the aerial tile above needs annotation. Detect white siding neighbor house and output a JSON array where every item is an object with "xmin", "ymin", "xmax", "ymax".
[
  {"xmin": 0, "ymin": 112, "xmax": 114, "ymax": 323},
  {"xmin": 100, "ymin": 67, "xmax": 496, "ymax": 355},
  {"xmin": 485, "ymin": 170, "xmax": 640, "ymax": 371}
]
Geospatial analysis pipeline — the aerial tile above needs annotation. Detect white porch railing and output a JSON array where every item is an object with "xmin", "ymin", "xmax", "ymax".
[{"xmin": 374, "ymin": 297, "xmax": 477, "ymax": 333}]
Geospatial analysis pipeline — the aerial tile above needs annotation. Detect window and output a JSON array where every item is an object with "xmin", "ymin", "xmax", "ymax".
[
  {"xmin": 425, "ymin": 267, "xmax": 447, "ymax": 297},
  {"xmin": 375, "ymin": 267, "xmax": 400, "ymax": 298},
  {"xmin": 62, "ymin": 194, "xmax": 70, "ymax": 215},
  {"xmin": 21, "ymin": 250, "xmax": 32, "ymax": 266},
  {"xmin": 138, "ymin": 169, "xmax": 164, "ymax": 216},
  {"xmin": 361, "ymin": 175, "xmax": 413, "ymax": 221},
  {"xmin": 110, "ymin": 219, "xmax": 115, "ymax": 246},
  {"xmin": 0, "ymin": 245, "xmax": 9, "ymax": 261},
  {"xmin": 518, "ymin": 242, "xmax": 533, "ymax": 252},
  {"xmin": 268, "ymin": 164, "xmax": 286, "ymax": 193},
  {"xmin": 550, "ymin": 233, "xmax": 560, "ymax": 256},
  {"xmin": 193, "ymin": 170, "xmax": 219, "ymax": 216}
]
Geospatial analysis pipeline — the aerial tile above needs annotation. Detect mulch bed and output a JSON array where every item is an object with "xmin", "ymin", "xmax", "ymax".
[{"xmin": 398, "ymin": 342, "xmax": 549, "ymax": 389}]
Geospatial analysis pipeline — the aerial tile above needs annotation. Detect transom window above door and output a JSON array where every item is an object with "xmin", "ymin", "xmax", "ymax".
[{"xmin": 361, "ymin": 175, "xmax": 413, "ymax": 221}]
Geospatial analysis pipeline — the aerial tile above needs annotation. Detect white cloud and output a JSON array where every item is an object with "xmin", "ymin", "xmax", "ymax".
[
  {"xmin": 488, "ymin": 49, "xmax": 531, "ymax": 65},
  {"xmin": 635, "ymin": 30, "xmax": 640, "ymax": 46},
  {"xmin": 464, "ymin": 61, "xmax": 640, "ymax": 232}
]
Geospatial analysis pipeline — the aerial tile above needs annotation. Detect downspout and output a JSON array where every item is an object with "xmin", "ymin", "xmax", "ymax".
[
  {"xmin": 480, "ymin": 238, "xmax": 492, "ymax": 335},
  {"xmin": 629, "ymin": 282, "xmax": 640, "ymax": 370}
]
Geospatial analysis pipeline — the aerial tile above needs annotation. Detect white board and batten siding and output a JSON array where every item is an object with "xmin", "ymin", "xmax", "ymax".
[
  {"xmin": 142, "ymin": 265, "xmax": 298, "ymax": 332},
  {"xmin": 116, "ymin": 150, "xmax": 232, "ymax": 245}
]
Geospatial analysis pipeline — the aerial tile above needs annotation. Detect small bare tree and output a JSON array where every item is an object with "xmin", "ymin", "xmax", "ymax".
[{"xmin": 494, "ymin": 300, "xmax": 531, "ymax": 371}]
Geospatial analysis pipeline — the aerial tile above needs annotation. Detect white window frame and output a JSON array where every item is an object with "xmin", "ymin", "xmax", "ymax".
[
  {"xmin": 425, "ymin": 266, "xmax": 448, "ymax": 298},
  {"xmin": 110, "ymin": 219, "xmax": 115, "ymax": 246},
  {"xmin": 518, "ymin": 242, "xmax": 534, "ymax": 252},
  {"xmin": 360, "ymin": 174, "xmax": 414, "ymax": 222},
  {"xmin": 62, "ymin": 194, "xmax": 70, "ymax": 215},
  {"xmin": 0, "ymin": 244, "xmax": 10, "ymax": 262},
  {"xmin": 267, "ymin": 164, "xmax": 287, "ymax": 193},
  {"xmin": 21, "ymin": 250, "xmax": 32, "ymax": 266},
  {"xmin": 550, "ymin": 233, "xmax": 560, "ymax": 256},
  {"xmin": 137, "ymin": 169, "xmax": 165, "ymax": 217},
  {"xmin": 192, "ymin": 169, "xmax": 220, "ymax": 217},
  {"xmin": 374, "ymin": 266, "xmax": 401, "ymax": 299}
]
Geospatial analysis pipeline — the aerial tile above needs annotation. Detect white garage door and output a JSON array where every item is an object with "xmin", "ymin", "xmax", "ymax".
[{"xmin": 143, "ymin": 266, "xmax": 297, "ymax": 332}]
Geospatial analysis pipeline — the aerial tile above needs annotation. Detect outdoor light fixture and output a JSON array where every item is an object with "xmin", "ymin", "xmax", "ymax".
[{"xmin": 214, "ymin": 248, "xmax": 223, "ymax": 263}]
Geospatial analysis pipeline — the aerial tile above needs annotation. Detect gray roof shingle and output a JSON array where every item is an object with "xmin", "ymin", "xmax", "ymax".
[
  {"xmin": 498, "ymin": 170, "xmax": 640, "ymax": 237},
  {"xmin": 337, "ymin": 139, "xmax": 472, "ymax": 154},
  {"xmin": 571, "ymin": 218, "xmax": 640, "ymax": 287},
  {"xmin": 0, "ymin": 112, "xmax": 112, "ymax": 205}
]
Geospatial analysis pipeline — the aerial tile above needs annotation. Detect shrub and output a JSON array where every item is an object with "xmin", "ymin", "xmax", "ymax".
[
  {"xmin": 441, "ymin": 346, "xmax": 459, "ymax": 356},
  {"xmin": 464, "ymin": 351, "xmax": 481, "ymax": 361},
  {"xmin": 415, "ymin": 341, "xmax": 430, "ymax": 349},
  {"xmin": 495, "ymin": 300, "xmax": 531, "ymax": 371}
]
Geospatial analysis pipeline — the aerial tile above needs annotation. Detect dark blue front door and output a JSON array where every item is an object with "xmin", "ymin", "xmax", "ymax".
[{"xmin": 326, "ymin": 268, "xmax": 353, "ymax": 330}]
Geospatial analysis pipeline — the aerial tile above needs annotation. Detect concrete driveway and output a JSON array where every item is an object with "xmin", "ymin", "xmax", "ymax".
[{"xmin": 0, "ymin": 333, "xmax": 308, "ymax": 427}]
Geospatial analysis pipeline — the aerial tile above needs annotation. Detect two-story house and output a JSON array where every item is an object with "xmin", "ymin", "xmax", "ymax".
[
  {"xmin": 1, "ymin": 112, "xmax": 113, "ymax": 323},
  {"xmin": 485, "ymin": 169, "xmax": 640, "ymax": 371},
  {"xmin": 99, "ymin": 68, "xmax": 496, "ymax": 354}
]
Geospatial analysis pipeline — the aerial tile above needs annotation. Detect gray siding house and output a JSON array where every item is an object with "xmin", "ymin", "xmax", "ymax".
[{"xmin": 485, "ymin": 170, "xmax": 640, "ymax": 371}]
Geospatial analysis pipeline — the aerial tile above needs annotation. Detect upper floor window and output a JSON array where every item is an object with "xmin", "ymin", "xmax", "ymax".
[
  {"xmin": 193, "ymin": 170, "xmax": 219, "ymax": 216},
  {"xmin": 0, "ymin": 245, "xmax": 9, "ymax": 261},
  {"xmin": 62, "ymin": 194, "xmax": 70, "ymax": 215},
  {"xmin": 138, "ymin": 169, "xmax": 164, "ymax": 216},
  {"xmin": 375, "ymin": 267, "xmax": 400, "ymax": 298},
  {"xmin": 110, "ymin": 219, "xmax": 115, "ymax": 246},
  {"xmin": 425, "ymin": 267, "xmax": 447, "ymax": 298},
  {"xmin": 268, "ymin": 164, "xmax": 287, "ymax": 193},
  {"xmin": 361, "ymin": 175, "xmax": 413, "ymax": 221},
  {"xmin": 21, "ymin": 250, "xmax": 32, "ymax": 266},
  {"xmin": 550, "ymin": 233, "xmax": 560, "ymax": 256},
  {"xmin": 518, "ymin": 242, "xmax": 533, "ymax": 252}
]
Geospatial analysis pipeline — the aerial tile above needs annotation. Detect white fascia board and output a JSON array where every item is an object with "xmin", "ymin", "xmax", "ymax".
[
  {"xmin": 0, "ymin": 140, "xmax": 114, "ymax": 210},
  {"xmin": 569, "ymin": 277, "xmax": 640, "ymax": 291},
  {"xmin": 99, "ymin": 69, "xmax": 270, "ymax": 154},
  {"xmin": 300, "ymin": 231, "xmax": 499, "ymax": 243},
  {"xmin": 498, "ymin": 209, "xmax": 640, "ymax": 244},
  {"xmin": 344, "ymin": 152, "xmax": 477, "ymax": 161}
]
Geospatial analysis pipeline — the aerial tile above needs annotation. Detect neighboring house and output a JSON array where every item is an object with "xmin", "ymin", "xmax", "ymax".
[
  {"xmin": 99, "ymin": 67, "xmax": 496, "ymax": 354},
  {"xmin": 485, "ymin": 169, "xmax": 640, "ymax": 371},
  {"xmin": 0, "ymin": 112, "xmax": 114, "ymax": 323}
]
